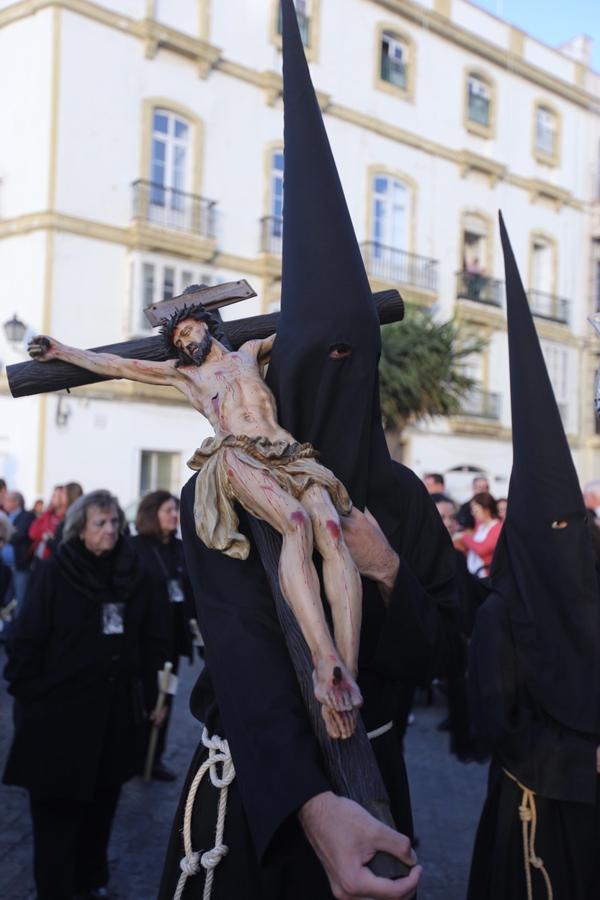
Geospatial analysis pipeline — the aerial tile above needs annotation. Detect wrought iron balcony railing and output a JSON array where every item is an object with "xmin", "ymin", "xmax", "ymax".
[
  {"xmin": 460, "ymin": 387, "xmax": 501, "ymax": 420},
  {"xmin": 132, "ymin": 180, "xmax": 217, "ymax": 238},
  {"xmin": 527, "ymin": 289, "xmax": 569, "ymax": 325},
  {"xmin": 456, "ymin": 271, "xmax": 504, "ymax": 307},
  {"xmin": 260, "ymin": 215, "xmax": 283, "ymax": 255},
  {"xmin": 360, "ymin": 242, "xmax": 439, "ymax": 293}
]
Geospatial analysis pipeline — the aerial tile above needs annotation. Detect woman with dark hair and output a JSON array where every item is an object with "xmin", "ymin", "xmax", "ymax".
[
  {"xmin": 133, "ymin": 490, "xmax": 196, "ymax": 781},
  {"xmin": 3, "ymin": 490, "xmax": 167, "ymax": 900},
  {"xmin": 454, "ymin": 492, "xmax": 502, "ymax": 578}
]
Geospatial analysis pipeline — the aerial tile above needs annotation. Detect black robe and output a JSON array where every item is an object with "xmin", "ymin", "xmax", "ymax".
[
  {"xmin": 132, "ymin": 533, "xmax": 195, "ymax": 665},
  {"xmin": 158, "ymin": 461, "xmax": 460, "ymax": 899},
  {"xmin": 467, "ymin": 587, "xmax": 600, "ymax": 899},
  {"xmin": 3, "ymin": 538, "xmax": 167, "ymax": 800}
]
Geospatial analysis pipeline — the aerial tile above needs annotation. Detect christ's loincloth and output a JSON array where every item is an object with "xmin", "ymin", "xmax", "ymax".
[{"xmin": 187, "ymin": 434, "xmax": 352, "ymax": 560}]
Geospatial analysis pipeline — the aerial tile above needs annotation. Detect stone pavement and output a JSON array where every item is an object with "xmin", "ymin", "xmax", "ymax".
[{"xmin": 0, "ymin": 649, "xmax": 487, "ymax": 899}]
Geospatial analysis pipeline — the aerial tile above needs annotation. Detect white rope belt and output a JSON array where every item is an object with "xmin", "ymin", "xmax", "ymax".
[
  {"xmin": 503, "ymin": 769, "xmax": 554, "ymax": 900},
  {"xmin": 173, "ymin": 727, "xmax": 236, "ymax": 900},
  {"xmin": 367, "ymin": 720, "xmax": 393, "ymax": 741}
]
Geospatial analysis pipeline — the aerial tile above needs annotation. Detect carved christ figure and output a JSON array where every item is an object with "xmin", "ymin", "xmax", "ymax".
[{"xmin": 28, "ymin": 301, "xmax": 364, "ymax": 739}]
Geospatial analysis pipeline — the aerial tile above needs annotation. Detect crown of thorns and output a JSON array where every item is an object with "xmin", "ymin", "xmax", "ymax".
[{"xmin": 160, "ymin": 301, "xmax": 229, "ymax": 355}]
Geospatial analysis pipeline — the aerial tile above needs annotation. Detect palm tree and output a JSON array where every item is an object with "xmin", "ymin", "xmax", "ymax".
[{"xmin": 379, "ymin": 307, "xmax": 486, "ymax": 458}]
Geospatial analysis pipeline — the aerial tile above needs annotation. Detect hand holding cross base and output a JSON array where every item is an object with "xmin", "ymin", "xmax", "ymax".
[{"xmin": 28, "ymin": 317, "xmax": 375, "ymax": 739}]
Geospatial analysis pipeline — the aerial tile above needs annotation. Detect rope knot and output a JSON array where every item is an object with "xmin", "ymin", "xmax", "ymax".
[
  {"xmin": 201, "ymin": 843, "xmax": 229, "ymax": 870},
  {"xmin": 519, "ymin": 804, "xmax": 533, "ymax": 823},
  {"xmin": 530, "ymin": 854, "xmax": 545, "ymax": 870},
  {"xmin": 179, "ymin": 852, "xmax": 200, "ymax": 877}
]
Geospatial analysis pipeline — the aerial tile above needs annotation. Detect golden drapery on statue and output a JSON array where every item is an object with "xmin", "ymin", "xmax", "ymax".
[{"xmin": 188, "ymin": 434, "xmax": 352, "ymax": 560}]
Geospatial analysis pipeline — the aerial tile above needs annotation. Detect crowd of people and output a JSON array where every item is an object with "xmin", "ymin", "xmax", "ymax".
[{"xmin": 0, "ymin": 479, "xmax": 199, "ymax": 900}]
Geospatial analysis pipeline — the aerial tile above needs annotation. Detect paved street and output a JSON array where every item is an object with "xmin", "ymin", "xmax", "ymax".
[{"xmin": 0, "ymin": 649, "xmax": 486, "ymax": 899}]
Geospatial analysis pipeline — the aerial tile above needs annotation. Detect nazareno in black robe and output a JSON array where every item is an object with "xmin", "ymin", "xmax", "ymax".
[
  {"xmin": 158, "ymin": 1, "xmax": 460, "ymax": 896},
  {"xmin": 467, "ymin": 216, "xmax": 600, "ymax": 899},
  {"xmin": 158, "ymin": 464, "xmax": 460, "ymax": 899}
]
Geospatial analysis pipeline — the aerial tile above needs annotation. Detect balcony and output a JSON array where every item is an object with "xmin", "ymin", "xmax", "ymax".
[
  {"xmin": 260, "ymin": 215, "xmax": 283, "ymax": 255},
  {"xmin": 527, "ymin": 289, "xmax": 569, "ymax": 325},
  {"xmin": 132, "ymin": 180, "xmax": 217, "ymax": 238},
  {"xmin": 460, "ymin": 387, "xmax": 501, "ymax": 420},
  {"xmin": 456, "ymin": 271, "xmax": 504, "ymax": 307},
  {"xmin": 360, "ymin": 242, "xmax": 438, "ymax": 294}
]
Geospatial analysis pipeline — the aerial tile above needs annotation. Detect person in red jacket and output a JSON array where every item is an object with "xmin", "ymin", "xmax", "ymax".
[
  {"xmin": 454, "ymin": 492, "xmax": 502, "ymax": 578},
  {"xmin": 28, "ymin": 486, "xmax": 66, "ymax": 561}
]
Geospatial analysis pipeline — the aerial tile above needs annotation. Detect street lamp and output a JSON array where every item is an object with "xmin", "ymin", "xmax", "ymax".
[{"xmin": 3, "ymin": 314, "xmax": 27, "ymax": 347}]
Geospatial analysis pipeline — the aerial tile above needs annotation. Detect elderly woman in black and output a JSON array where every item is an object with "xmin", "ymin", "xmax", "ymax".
[
  {"xmin": 132, "ymin": 490, "xmax": 196, "ymax": 782},
  {"xmin": 3, "ymin": 490, "xmax": 167, "ymax": 900}
]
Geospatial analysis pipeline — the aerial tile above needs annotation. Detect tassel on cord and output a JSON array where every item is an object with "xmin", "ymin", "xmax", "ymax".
[{"xmin": 173, "ymin": 728, "xmax": 236, "ymax": 900}]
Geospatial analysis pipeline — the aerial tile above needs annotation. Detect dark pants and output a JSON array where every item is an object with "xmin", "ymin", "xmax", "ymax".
[{"xmin": 29, "ymin": 783, "xmax": 121, "ymax": 900}]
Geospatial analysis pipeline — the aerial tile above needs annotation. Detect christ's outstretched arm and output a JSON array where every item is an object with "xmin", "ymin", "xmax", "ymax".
[{"xmin": 28, "ymin": 335, "xmax": 178, "ymax": 387}]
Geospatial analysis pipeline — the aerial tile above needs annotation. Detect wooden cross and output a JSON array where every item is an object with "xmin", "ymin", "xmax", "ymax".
[{"xmin": 7, "ymin": 281, "xmax": 404, "ymax": 398}]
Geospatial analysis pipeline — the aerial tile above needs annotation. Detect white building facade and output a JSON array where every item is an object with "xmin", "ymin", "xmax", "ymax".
[{"xmin": 1, "ymin": 0, "xmax": 599, "ymax": 506}]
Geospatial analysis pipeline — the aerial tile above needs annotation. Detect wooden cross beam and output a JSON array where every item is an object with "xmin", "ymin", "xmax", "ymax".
[{"xmin": 7, "ymin": 288, "xmax": 404, "ymax": 398}]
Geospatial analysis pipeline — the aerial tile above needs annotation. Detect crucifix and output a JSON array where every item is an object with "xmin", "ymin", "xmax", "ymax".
[{"xmin": 11, "ymin": 280, "xmax": 404, "ymax": 743}]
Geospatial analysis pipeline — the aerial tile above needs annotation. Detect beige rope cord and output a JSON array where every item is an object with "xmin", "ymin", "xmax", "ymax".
[
  {"xmin": 503, "ymin": 769, "xmax": 554, "ymax": 900},
  {"xmin": 173, "ymin": 728, "xmax": 236, "ymax": 900}
]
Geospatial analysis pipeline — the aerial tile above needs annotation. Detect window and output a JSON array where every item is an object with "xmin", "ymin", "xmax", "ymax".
[
  {"xmin": 371, "ymin": 175, "xmax": 409, "ymax": 252},
  {"xmin": 277, "ymin": 0, "xmax": 311, "ymax": 46},
  {"xmin": 140, "ymin": 450, "xmax": 181, "ymax": 495},
  {"xmin": 132, "ymin": 256, "xmax": 213, "ymax": 332},
  {"xmin": 149, "ymin": 109, "xmax": 191, "ymax": 226},
  {"xmin": 540, "ymin": 342, "xmax": 571, "ymax": 429},
  {"xmin": 465, "ymin": 72, "xmax": 494, "ymax": 137},
  {"xmin": 261, "ymin": 149, "xmax": 284, "ymax": 254},
  {"xmin": 534, "ymin": 104, "xmax": 559, "ymax": 164},
  {"xmin": 457, "ymin": 213, "xmax": 498, "ymax": 304},
  {"xmin": 531, "ymin": 238, "xmax": 554, "ymax": 295},
  {"xmin": 593, "ymin": 241, "xmax": 600, "ymax": 313},
  {"xmin": 380, "ymin": 32, "xmax": 407, "ymax": 90}
]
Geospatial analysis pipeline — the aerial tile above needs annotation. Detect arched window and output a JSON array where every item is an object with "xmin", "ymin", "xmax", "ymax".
[
  {"xmin": 381, "ymin": 32, "xmax": 407, "ymax": 89},
  {"xmin": 261, "ymin": 148, "xmax": 284, "ymax": 254},
  {"xmin": 149, "ymin": 108, "xmax": 191, "ymax": 225},
  {"xmin": 371, "ymin": 174, "xmax": 409, "ymax": 252},
  {"xmin": 376, "ymin": 27, "xmax": 414, "ymax": 99},
  {"xmin": 277, "ymin": 0, "xmax": 311, "ymax": 46},
  {"xmin": 534, "ymin": 103, "xmax": 560, "ymax": 165},
  {"xmin": 465, "ymin": 71, "xmax": 495, "ymax": 138}
]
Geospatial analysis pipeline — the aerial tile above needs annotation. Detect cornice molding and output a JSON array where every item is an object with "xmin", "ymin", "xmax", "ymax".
[
  {"xmin": 370, "ymin": 0, "xmax": 600, "ymax": 112},
  {"xmin": 0, "ymin": 0, "xmax": 589, "ymax": 209}
]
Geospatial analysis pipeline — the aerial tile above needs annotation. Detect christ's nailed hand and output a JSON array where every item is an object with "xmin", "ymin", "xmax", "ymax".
[
  {"xmin": 298, "ymin": 792, "xmax": 421, "ymax": 900},
  {"xmin": 28, "ymin": 335, "xmax": 57, "ymax": 361}
]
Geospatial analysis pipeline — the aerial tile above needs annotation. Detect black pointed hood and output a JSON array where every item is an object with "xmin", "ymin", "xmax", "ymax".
[
  {"xmin": 266, "ymin": 0, "xmax": 397, "ymax": 516},
  {"xmin": 494, "ymin": 212, "xmax": 600, "ymax": 735}
]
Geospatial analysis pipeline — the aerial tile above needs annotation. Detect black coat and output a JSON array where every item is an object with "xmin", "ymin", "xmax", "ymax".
[
  {"xmin": 132, "ymin": 534, "xmax": 194, "ymax": 663},
  {"xmin": 3, "ymin": 538, "xmax": 168, "ymax": 801}
]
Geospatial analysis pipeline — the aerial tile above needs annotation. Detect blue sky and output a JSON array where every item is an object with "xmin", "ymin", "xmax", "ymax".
[{"xmin": 473, "ymin": 0, "xmax": 600, "ymax": 71}]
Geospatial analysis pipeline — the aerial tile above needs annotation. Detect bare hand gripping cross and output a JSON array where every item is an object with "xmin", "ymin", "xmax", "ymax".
[{"xmin": 29, "ymin": 302, "xmax": 363, "ymax": 740}]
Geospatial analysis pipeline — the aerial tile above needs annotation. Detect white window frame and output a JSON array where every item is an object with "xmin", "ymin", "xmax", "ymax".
[
  {"xmin": 535, "ymin": 106, "xmax": 556, "ymax": 157},
  {"xmin": 149, "ymin": 109, "xmax": 192, "ymax": 227},
  {"xmin": 380, "ymin": 32, "xmax": 407, "ymax": 90},
  {"xmin": 129, "ymin": 254, "xmax": 213, "ymax": 334},
  {"xmin": 541, "ymin": 341, "xmax": 571, "ymax": 431},
  {"xmin": 467, "ymin": 75, "xmax": 491, "ymax": 127},
  {"xmin": 139, "ymin": 449, "xmax": 181, "ymax": 496},
  {"xmin": 371, "ymin": 175, "xmax": 410, "ymax": 254}
]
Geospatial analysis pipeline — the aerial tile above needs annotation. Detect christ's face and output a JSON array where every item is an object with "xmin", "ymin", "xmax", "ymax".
[{"xmin": 172, "ymin": 318, "xmax": 212, "ymax": 366}]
